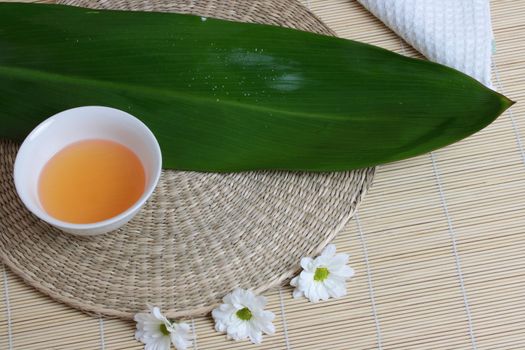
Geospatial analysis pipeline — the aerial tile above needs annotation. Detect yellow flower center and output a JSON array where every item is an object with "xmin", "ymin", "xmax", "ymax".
[
  {"xmin": 159, "ymin": 323, "xmax": 170, "ymax": 336},
  {"xmin": 236, "ymin": 307, "xmax": 253, "ymax": 321},
  {"xmin": 314, "ymin": 267, "xmax": 330, "ymax": 281}
]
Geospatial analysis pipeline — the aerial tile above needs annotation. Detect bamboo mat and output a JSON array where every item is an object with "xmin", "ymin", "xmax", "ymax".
[{"xmin": 1, "ymin": 0, "xmax": 524, "ymax": 349}]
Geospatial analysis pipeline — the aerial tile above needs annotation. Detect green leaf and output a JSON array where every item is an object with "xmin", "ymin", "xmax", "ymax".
[{"xmin": 0, "ymin": 3, "xmax": 514, "ymax": 172}]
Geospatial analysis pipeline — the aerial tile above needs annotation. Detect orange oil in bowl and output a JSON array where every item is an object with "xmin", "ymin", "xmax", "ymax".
[{"xmin": 38, "ymin": 139, "xmax": 146, "ymax": 224}]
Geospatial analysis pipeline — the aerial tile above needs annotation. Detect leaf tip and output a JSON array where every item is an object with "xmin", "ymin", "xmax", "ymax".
[{"xmin": 503, "ymin": 96, "xmax": 516, "ymax": 111}]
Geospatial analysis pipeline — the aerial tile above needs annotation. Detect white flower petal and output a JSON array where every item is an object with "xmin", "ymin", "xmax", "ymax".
[
  {"xmin": 144, "ymin": 335, "xmax": 171, "ymax": 350},
  {"xmin": 212, "ymin": 307, "xmax": 235, "ymax": 333},
  {"xmin": 242, "ymin": 291, "xmax": 254, "ymax": 306},
  {"xmin": 230, "ymin": 314, "xmax": 244, "ymax": 328},
  {"xmin": 316, "ymin": 282, "xmax": 330, "ymax": 301},
  {"xmin": 313, "ymin": 257, "xmax": 327, "ymax": 268},
  {"xmin": 223, "ymin": 293, "xmax": 234, "ymax": 305},
  {"xmin": 248, "ymin": 324, "xmax": 263, "ymax": 344},
  {"xmin": 228, "ymin": 319, "xmax": 249, "ymax": 341},
  {"xmin": 328, "ymin": 253, "xmax": 349, "ymax": 269},
  {"xmin": 254, "ymin": 311, "xmax": 276, "ymax": 335},
  {"xmin": 135, "ymin": 329, "xmax": 145, "ymax": 342},
  {"xmin": 217, "ymin": 303, "xmax": 237, "ymax": 315},
  {"xmin": 176, "ymin": 322, "xmax": 191, "ymax": 333},
  {"xmin": 297, "ymin": 271, "xmax": 314, "ymax": 290},
  {"xmin": 214, "ymin": 321, "xmax": 227, "ymax": 333},
  {"xmin": 134, "ymin": 312, "xmax": 153, "ymax": 323},
  {"xmin": 265, "ymin": 321, "xmax": 276, "ymax": 336},
  {"xmin": 300, "ymin": 257, "xmax": 314, "ymax": 271},
  {"xmin": 253, "ymin": 294, "xmax": 267, "ymax": 311},
  {"xmin": 259, "ymin": 309, "xmax": 275, "ymax": 322},
  {"xmin": 324, "ymin": 278, "xmax": 347, "ymax": 298},
  {"xmin": 152, "ymin": 307, "xmax": 169, "ymax": 323},
  {"xmin": 226, "ymin": 288, "xmax": 245, "ymax": 306},
  {"xmin": 290, "ymin": 276, "xmax": 299, "ymax": 287},
  {"xmin": 305, "ymin": 280, "xmax": 321, "ymax": 302},
  {"xmin": 142, "ymin": 324, "xmax": 164, "ymax": 334},
  {"xmin": 331, "ymin": 265, "xmax": 355, "ymax": 279},
  {"xmin": 170, "ymin": 322, "xmax": 193, "ymax": 350},
  {"xmin": 225, "ymin": 288, "xmax": 242, "ymax": 307},
  {"xmin": 171, "ymin": 335, "xmax": 190, "ymax": 350},
  {"xmin": 299, "ymin": 270, "xmax": 314, "ymax": 282},
  {"xmin": 321, "ymin": 244, "xmax": 337, "ymax": 258},
  {"xmin": 292, "ymin": 288, "xmax": 304, "ymax": 299}
]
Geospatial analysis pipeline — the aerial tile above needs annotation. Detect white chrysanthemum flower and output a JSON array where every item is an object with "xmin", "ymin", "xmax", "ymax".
[
  {"xmin": 212, "ymin": 288, "xmax": 275, "ymax": 344},
  {"xmin": 134, "ymin": 306, "xmax": 193, "ymax": 350},
  {"xmin": 290, "ymin": 244, "xmax": 355, "ymax": 302}
]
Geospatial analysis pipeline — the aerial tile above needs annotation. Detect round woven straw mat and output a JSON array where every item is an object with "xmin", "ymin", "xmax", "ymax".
[{"xmin": 0, "ymin": 0, "xmax": 375, "ymax": 319}]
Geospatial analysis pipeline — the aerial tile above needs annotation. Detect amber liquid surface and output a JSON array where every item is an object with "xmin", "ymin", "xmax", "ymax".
[{"xmin": 38, "ymin": 139, "xmax": 146, "ymax": 224}]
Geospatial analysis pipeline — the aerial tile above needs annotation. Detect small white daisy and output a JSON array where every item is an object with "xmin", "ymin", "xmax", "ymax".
[
  {"xmin": 134, "ymin": 306, "xmax": 193, "ymax": 350},
  {"xmin": 212, "ymin": 288, "xmax": 275, "ymax": 344},
  {"xmin": 290, "ymin": 244, "xmax": 355, "ymax": 302}
]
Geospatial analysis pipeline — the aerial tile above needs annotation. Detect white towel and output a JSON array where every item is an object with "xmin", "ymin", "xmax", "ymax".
[{"xmin": 357, "ymin": 0, "xmax": 493, "ymax": 87}]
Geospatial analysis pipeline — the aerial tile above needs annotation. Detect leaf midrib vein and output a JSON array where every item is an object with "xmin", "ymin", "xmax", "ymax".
[{"xmin": 0, "ymin": 64, "xmax": 355, "ymax": 121}]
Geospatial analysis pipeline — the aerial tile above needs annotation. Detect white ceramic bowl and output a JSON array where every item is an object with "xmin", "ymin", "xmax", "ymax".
[{"xmin": 13, "ymin": 106, "xmax": 162, "ymax": 236}]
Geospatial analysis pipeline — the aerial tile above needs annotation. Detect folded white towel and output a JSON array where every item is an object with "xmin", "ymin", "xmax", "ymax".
[{"xmin": 357, "ymin": 0, "xmax": 493, "ymax": 87}]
